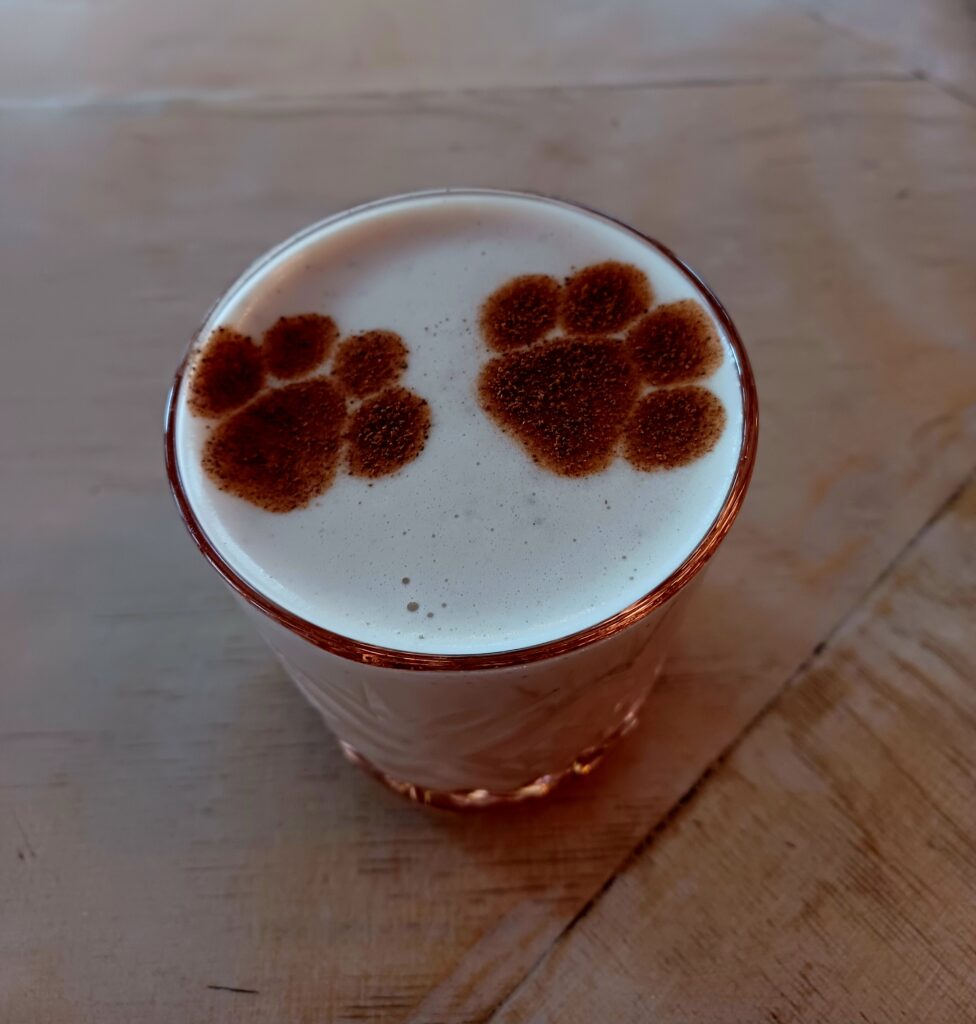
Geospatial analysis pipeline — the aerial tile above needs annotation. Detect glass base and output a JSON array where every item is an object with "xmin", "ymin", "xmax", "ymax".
[{"xmin": 339, "ymin": 703, "xmax": 642, "ymax": 810}]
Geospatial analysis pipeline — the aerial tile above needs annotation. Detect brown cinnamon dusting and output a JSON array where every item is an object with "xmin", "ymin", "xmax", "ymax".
[
  {"xmin": 347, "ymin": 387, "xmax": 431, "ymax": 478},
  {"xmin": 480, "ymin": 275, "xmax": 560, "ymax": 351},
  {"xmin": 623, "ymin": 386, "xmax": 726, "ymax": 471},
  {"xmin": 332, "ymin": 331, "xmax": 408, "ymax": 398},
  {"xmin": 191, "ymin": 309, "xmax": 430, "ymax": 511},
  {"xmin": 188, "ymin": 328, "xmax": 265, "ymax": 417},
  {"xmin": 626, "ymin": 299, "xmax": 723, "ymax": 386},
  {"xmin": 477, "ymin": 262, "xmax": 728, "ymax": 478},
  {"xmin": 561, "ymin": 262, "xmax": 651, "ymax": 335},
  {"xmin": 202, "ymin": 377, "xmax": 347, "ymax": 512},
  {"xmin": 478, "ymin": 338, "xmax": 639, "ymax": 476},
  {"xmin": 263, "ymin": 314, "xmax": 337, "ymax": 379}
]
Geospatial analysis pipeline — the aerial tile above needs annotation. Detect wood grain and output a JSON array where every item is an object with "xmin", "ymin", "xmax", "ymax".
[
  {"xmin": 493, "ymin": 476, "xmax": 976, "ymax": 1024},
  {"xmin": 0, "ymin": 0, "xmax": 901, "ymax": 104},
  {"xmin": 1, "ymin": 75, "xmax": 974, "ymax": 1023},
  {"xmin": 792, "ymin": 0, "xmax": 976, "ymax": 104}
]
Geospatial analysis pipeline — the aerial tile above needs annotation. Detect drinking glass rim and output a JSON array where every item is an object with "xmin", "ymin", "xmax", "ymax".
[{"xmin": 164, "ymin": 187, "xmax": 759, "ymax": 672}]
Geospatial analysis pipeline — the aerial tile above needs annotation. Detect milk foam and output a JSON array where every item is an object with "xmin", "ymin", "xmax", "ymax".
[{"xmin": 174, "ymin": 191, "xmax": 745, "ymax": 654}]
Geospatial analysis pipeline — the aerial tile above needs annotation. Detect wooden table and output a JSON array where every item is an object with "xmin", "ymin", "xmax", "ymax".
[{"xmin": 2, "ymin": 3, "xmax": 974, "ymax": 1021}]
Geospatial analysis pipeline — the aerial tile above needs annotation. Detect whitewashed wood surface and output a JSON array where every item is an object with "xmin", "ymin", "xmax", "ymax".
[
  {"xmin": 1, "ymin": 0, "xmax": 903, "ymax": 104},
  {"xmin": 1, "ymin": 2, "xmax": 974, "ymax": 1022}
]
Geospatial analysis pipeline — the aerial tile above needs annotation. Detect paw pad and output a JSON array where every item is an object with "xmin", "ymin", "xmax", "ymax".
[
  {"xmin": 477, "ymin": 261, "xmax": 726, "ymax": 476},
  {"xmin": 188, "ymin": 316, "xmax": 430, "ymax": 513}
]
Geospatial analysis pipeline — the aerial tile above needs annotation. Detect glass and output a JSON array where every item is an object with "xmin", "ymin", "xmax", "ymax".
[{"xmin": 165, "ymin": 189, "xmax": 758, "ymax": 808}]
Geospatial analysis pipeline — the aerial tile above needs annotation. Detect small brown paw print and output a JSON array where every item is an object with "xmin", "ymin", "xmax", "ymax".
[
  {"xmin": 188, "ymin": 316, "xmax": 430, "ymax": 512},
  {"xmin": 477, "ymin": 262, "xmax": 726, "ymax": 476}
]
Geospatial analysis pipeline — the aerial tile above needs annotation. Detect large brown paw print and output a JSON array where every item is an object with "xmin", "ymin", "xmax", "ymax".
[
  {"xmin": 188, "ymin": 316, "xmax": 430, "ymax": 512},
  {"xmin": 477, "ymin": 262, "xmax": 726, "ymax": 476}
]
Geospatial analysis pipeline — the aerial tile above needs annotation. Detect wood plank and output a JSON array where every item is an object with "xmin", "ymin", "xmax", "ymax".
[
  {"xmin": 493, "ymin": 476, "xmax": 976, "ymax": 1024},
  {"xmin": 1, "ymin": 79, "xmax": 974, "ymax": 1022},
  {"xmin": 792, "ymin": 0, "xmax": 976, "ymax": 105},
  {"xmin": 0, "ymin": 0, "xmax": 902, "ymax": 104}
]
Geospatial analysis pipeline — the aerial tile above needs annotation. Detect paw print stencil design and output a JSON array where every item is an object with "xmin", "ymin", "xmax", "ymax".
[
  {"xmin": 477, "ymin": 262, "xmax": 727, "ymax": 476},
  {"xmin": 188, "ymin": 315, "xmax": 430, "ymax": 512}
]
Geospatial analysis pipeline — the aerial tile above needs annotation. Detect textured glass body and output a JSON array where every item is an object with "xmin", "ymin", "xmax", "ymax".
[{"xmin": 239, "ymin": 584, "xmax": 692, "ymax": 804}]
